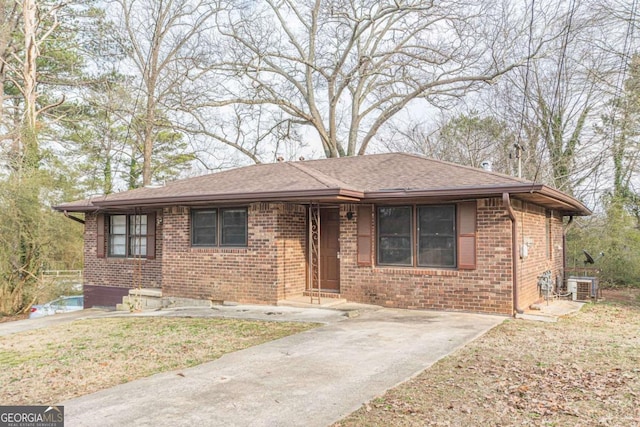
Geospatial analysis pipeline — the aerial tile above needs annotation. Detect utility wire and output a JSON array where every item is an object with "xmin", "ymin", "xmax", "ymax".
[
  {"xmin": 514, "ymin": 0, "xmax": 536, "ymax": 179},
  {"xmin": 531, "ymin": 0, "xmax": 577, "ymax": 189}
]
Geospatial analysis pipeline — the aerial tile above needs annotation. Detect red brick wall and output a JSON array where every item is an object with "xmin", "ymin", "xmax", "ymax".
[
  {"xmin": 337, "ymin": 198, "xmax": 565, "ymax": 315},
  {"xmin": 513, "ymin": 201, "xmax": 564, "ymax": 309},
  {"xmin": 161, "ymin": 203, "xmax": 306, "ymax": 304},
  {"xmin": 81, "ymin": 197, "xmax": 565, "ymax": 314},
  {"xmin": 338, "ymin": 199, "xmax": 513, "ymax": 314},
  {"xmin": 83, "ymin": 212, "xmax": 163, "ymax": 306},
  {"xmin": 276, "ymin": 204, "xmax": 307, "ymax": 300}
]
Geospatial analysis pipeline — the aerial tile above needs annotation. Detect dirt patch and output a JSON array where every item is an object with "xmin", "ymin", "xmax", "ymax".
[
  {"xmin": 337, "ymin": 298, "xmax": 640, "ymax": 427},
  {"xmin": 600, "ymin": 287, "xmax": 640, "ymax": 306},
  {"xmin": 0, "ymin": 313, "xmax": 28, "ymax": 323},
  {"xmin": 0, "ymin": 317, "xmax": 317, "ymax": 405}
]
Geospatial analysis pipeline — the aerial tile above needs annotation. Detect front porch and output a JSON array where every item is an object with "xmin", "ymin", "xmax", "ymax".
[{"xmin": 278, "ymin": 293, "xmax": 347, "ymax": 309}]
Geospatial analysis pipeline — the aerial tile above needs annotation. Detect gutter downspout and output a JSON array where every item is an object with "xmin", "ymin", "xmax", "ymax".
[
  {"xmin": 503, "ymin": 193, "xmax": 524, "ymax": 315},
  {"xmin": 63, "ymin": 210, "xmax": 86, "ymax": 225},
  {"xmin": 563, "ymin": 216, "xmax": 574, "ymax": 280}
]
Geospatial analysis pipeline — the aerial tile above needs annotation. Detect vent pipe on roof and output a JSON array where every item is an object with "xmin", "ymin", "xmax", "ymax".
[
  {"xmin": 480, "ymin": 160, "xmax": 492, "ymax": 171},
  {"xmin": 277, "ymin": 156, "xmax": 285, "ymax": 162}
]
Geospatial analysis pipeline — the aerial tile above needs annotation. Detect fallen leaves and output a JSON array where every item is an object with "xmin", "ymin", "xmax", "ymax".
[
  {"xmin": 337, "ymin": 295, "xmax": 640, "ymax": 427},
  {"xmin": 490, "ymin": 362, "xmax": 635, "ymax": 419}
]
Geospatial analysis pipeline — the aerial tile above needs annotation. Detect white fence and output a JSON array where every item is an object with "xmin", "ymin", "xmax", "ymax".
[{"xmin": 41, "ymin": 270, "xmax": 82, "ymax": 279}]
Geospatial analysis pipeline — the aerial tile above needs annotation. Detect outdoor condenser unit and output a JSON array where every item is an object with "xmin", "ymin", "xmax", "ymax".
[{"xmin": 567, "ymin": 276, "xmax": 598, "ymax": 301}]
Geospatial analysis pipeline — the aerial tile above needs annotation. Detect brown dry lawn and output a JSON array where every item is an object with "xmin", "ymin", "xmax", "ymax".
[
  {"xmin": 337, "ymin": 289, "xmax": 640, "ymax": 427},
  {"xmin": 0, "ymin": 317, "xmax": 316, "ymax": 405}
]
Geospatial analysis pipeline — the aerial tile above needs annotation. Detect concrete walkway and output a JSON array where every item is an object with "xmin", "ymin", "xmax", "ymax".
[
  {"xmin": 0, "ymin": 308, "xmax": 112, "ymax": 336},
  {"xmin": 60, "ymin": 308, "xmax": 504, "ymax": 427},
  {"xmin": 515, "ymin": 299, "xmax": 585, "ymax": 323},
  {"xmin": 0, "ymin": 305, "xmax": 349, "ymax": 337}
]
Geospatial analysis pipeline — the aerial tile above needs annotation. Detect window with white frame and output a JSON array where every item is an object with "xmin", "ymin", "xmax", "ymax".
[{"xmin": 108, "ymin": 214, "xmax": 148, "ymax": 257}]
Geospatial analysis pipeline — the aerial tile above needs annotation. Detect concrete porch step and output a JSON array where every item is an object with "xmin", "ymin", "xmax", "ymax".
[
  {"xmin": 129, "ymin": 288, "xmax": 162, "ymax": 298},
  {"xmin": 515, "ymin": 312, "xmax": 560, "ymax": 323},
  {"xmin": 278, "ymin": 295, "xmax": 347, "ymax": 308},
  {"xmin": 302, "ymin": 290, "xmax": 343, "ymax": 299},
  {"xmin": 515, "ymin": 299, "xmax": 585, "ymax": 323},
  {"xmin": 116, "ymin": 288, "xmax": 163, "ymax": 311}
]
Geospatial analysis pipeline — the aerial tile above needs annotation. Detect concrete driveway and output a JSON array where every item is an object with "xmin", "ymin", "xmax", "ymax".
[{"xmin": 61, "ymin": 307, "xmax": 503, "ymax": 427}]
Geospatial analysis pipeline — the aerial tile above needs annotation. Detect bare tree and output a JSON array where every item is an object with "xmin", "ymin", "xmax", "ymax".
[
  {"xmin": 437, "ymin": 112, "xmax": 515, "ymax": 173},
  {"xmin": 509, "ymin": 60, "xmax": 601, "ymax": 194},
  {"xmin": 191, "ymin": 0, "xmax": 543, "ymax": 160},
  {"xmin": 379, "ymin": 110, "xmax": 514, "ymax": 174},
  {"xmin": 112, "ymin": 0, "xmax": 219, "ymax": 186},
  {"xmin": 594, "ymin": 0, "xmax": 640, "ymax": 210},
  {"xmin": 595, "ymin": 54, "xmax": 640, "ymax": 221},
  {"xmin": 475, "ymin": 0, "xmax": 620, "ymax": 198}
]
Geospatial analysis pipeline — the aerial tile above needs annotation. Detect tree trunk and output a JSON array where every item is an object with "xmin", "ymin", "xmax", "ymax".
[
  {"xmin": 142, "ymin": 105, "xmax": 155, "ymax": 186},
  {"xmin": 22, "ymin": 0, "xmax": 39, "ymax": 169}
]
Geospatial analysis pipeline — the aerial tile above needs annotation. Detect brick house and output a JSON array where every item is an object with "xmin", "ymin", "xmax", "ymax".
[{"xmin": 55, "ymin": 153, "xmax": 590, "ymax": 315}]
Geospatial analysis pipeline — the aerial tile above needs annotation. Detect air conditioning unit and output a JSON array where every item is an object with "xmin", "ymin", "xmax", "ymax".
[
  {"xmin": 567, "ymin": 278, "xmax": 577, "ymax": 300},
  {"xmin": 567, "ymin": 276, "xmax": 598, "ymax": 301}
]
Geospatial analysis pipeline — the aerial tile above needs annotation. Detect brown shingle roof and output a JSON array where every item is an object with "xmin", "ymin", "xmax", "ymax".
[
  {"xmin": 54, "ymin": 153, "xmax": 590, "ymax": 215},
  {"xmin": 296, "ymin": 152, "xmax": 529, "ymax": 191}
]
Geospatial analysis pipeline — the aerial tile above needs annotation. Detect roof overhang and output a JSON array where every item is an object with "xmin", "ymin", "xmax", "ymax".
[
  {"xmin": 53, "ymin": 188, "xmax": 365, "ymax": 212},
  {"xmin": 54, "ymin": 184, "xmax": 590, "ymax": 216},
  {"xmin": 363, "ymin": 184, "xmax": 591, "ymax": 216},
  {"xmin": 55, "ymin": 205, "xmax": 97, "ymax": 213}
]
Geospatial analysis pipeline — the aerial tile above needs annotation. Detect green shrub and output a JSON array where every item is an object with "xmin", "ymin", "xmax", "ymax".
[{"xmin": 567, "ymin": 203, "xmax": 640, "ymax": 287}]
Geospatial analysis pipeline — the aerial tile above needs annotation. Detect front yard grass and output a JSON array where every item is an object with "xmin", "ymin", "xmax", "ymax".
[{"xmin": 0, "ymin": 317, "xmax": 317, "ymax": 405}]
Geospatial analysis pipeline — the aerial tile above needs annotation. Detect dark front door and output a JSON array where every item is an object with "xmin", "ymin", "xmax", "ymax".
[{"xmin": 320, "ymin": 208, "xmax": 340, "ymax": 292}]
